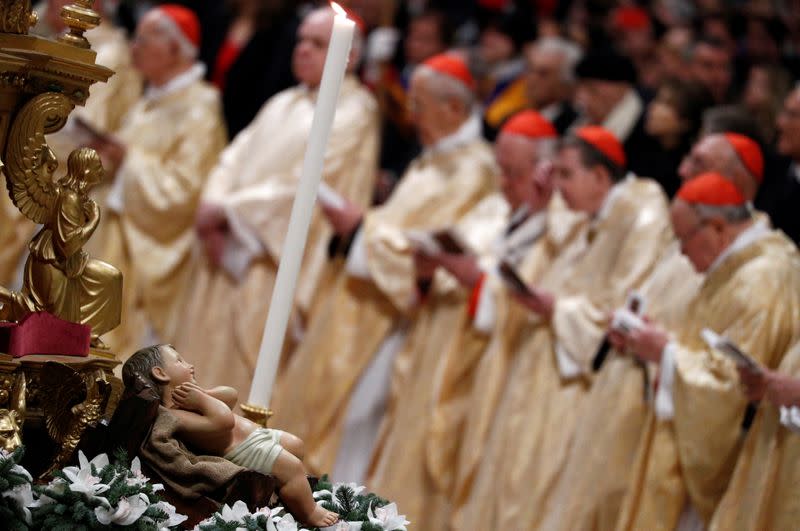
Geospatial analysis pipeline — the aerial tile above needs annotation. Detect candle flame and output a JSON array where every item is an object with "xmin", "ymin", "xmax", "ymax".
[{"xmin": 331, "ymin": 1, "xmax": 347, "ymax": 17}]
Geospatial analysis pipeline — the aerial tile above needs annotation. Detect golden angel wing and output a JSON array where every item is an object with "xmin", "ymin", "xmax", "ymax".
[
  {"xmin": 40, "ymin": 362, "xmax": 86, "ymax": 444},
  {"xmin": 4, "ymin": 92, "xmax": 72, "ymax": 224}
]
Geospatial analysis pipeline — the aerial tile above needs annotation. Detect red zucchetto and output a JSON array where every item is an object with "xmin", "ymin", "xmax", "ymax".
[
  {"xmin": 574, "ymin": 126, "xmax": 627, "ymax": 168},
  {"xmin": 422, "ymin": 53, "xmax": 476, "ymax": 91},
  {"xmin": 723, "ymin": 132, "xmax": 764, "ymax": 183},
  {"xmin": 501, "ymin": 110, "xmax": 557, "ymax": 139},
  {"xmin": 677, "ymin": 172, "xmax": 747, "ymax": 206}
]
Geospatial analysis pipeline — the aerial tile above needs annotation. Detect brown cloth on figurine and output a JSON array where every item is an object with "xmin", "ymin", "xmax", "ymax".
[{"xmin": 140, "ymin": 406, "xmax": 244, "ymax": 499}]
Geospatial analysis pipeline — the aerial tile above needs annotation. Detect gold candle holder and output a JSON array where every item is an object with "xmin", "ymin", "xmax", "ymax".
[{"xmin": 239, "ymin": 403, "xmax": 273, "ymax": 428}]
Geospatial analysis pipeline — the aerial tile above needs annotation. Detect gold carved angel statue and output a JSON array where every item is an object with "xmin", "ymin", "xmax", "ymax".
[{"xmin": 0, "ymin": 93, "xmax": 122, "ymax": 347}]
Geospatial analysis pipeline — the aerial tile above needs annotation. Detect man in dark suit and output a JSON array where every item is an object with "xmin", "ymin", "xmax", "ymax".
[
  {"xmin": 759, "ymin": 85, "xmax": 800, "ymax": 247},
  {"xmin": 523, "ymin": 36, "xmax": 581, "ymax": 135},
  {"xmin": 573, "ymin": 49, "xmax": 665, "ymax": 192}
]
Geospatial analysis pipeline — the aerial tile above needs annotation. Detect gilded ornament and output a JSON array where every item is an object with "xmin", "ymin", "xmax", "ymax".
[
  {"xmin": 0, "ymin": 92, "xmax": 122, "ymax": 346},
  {"xmin": 0, "ymin": 372, "xmax": 25, "ymax": 453},
  {"xmin": 39, "ymin": 362, "xmax": 111, "ymax": 475},
  {"xmin": 58, "ymin": 1, "xmax": 101, "ymax": 49},
  {"xmin": 0, "ymin": 0, "xmax": 36, "ymax": 34}
]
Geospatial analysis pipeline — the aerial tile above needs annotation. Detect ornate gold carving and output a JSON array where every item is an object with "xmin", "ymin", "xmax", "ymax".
[
  {"xmin": 59, "ymin": 1, "xmax": 101, "ymax": 49},
  {"xmin": 0, "ymin": 372, "xmax": 25, "ymax": 452},
  {"xmin": 0, "ymin": 92, "xmax": 122, "ymax": 345},
  {"xmin": 39, "ymin": 362, "xmax": 111, "ymax": 475},
  {"xmin": 240, "ymin": 403, "xmax": 274, "ymax": 428},
  {"xmin": 0, "ymin": 0, "xmax": 36, "ymax": 35}
]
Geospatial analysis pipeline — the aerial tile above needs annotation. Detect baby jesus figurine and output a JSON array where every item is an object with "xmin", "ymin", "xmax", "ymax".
[{"xmin": 121, "ymin": 344, "xmax": 339, "ymax": 528}]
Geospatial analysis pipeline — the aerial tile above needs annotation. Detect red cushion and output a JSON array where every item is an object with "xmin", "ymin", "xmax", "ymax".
[{"xmin": 1, "ymin": 312, "xmax": 90, "ymax": 357}]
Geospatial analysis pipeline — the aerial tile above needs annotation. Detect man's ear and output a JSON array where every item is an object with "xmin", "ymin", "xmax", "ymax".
[{"xmin": 151, "ymin": 366, "xmax": 169, "ymax": 384}]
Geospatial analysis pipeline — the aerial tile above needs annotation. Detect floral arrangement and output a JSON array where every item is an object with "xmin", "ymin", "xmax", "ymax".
[
  {"xmin": 1, "ymin": 448, "xmax": 407, "ymax": 531},
  {"xmin": 195, "ymin": 476, "xmax": 408, "ymax": 531},
  {"xmin": 0, "ymin": 447, "xmax": 187, "ymax": 530}
]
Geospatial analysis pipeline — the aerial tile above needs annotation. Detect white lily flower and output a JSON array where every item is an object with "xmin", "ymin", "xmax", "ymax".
[
  {"xmin": 2, "ymin": 483, "xmax": 34, "ymax": 524},
  {"xmin": 220, "ymin": 500, "xmax": 251, "ymax": 522},
  {"xmin": 94, "ymin": 493, "xmax": 150, "ymax": 525},
  {"xmin": 367, "ymin": 502, "xmax": 409, "ymax": 531},
  {"xmin": 154, "ymin": 500, "xmax": 188, "ymax": 529}
]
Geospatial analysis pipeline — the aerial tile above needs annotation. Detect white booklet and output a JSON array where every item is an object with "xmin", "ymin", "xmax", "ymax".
[
  {"xmin": 701, "ymin": 328, "xmax": 763, "ymax": 372},
  {"xmin": 317, "ymin": 181, "xmax": 346, "ymax": 209}
]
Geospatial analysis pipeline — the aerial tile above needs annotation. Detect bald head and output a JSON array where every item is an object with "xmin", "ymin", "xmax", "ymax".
[
  {"xmin": 292, "ymin": 7, "xmax": 363, "ymax": 88},
  {"xmin": 677, "ymin": 134, "xmax": 758, "ymax": 200},
  {"xmin": 408, "ymin": 66, "xmax": 475, "ymax": 147}
]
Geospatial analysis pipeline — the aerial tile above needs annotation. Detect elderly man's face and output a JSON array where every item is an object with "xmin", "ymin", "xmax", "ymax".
[
  {"xmin": 292, "ymin": 10, "xmax": 334, "ymax": 88},
  {"xmin": 525, "ymin": 48, "xmax": 567, "ymax": 109},
  {"xmin": 678, "ymin": 135, "xmax": 728, "ymax": 182},
  {"xmin": 132, "ymin": 11, "xmax": 181, "ymax": 82},
  {"xmin": 671, "ymin": 199, "xmax": 719, "ymax": 272},
  {"xmin": 777, "ymin": 90, "xmax": 800, "ymax": 160},
  {"xmin": 407, "ymin": 72, "xmax": 466, "ymax": 147},
  {"xmin": 495, "ymin": 133, "xmax": 539, "ymax": 210}
]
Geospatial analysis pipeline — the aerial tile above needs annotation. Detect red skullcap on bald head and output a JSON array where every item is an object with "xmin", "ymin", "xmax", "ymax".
[{"xmin": 677, "ymin": 172, "xmax": 747, "ymax": 206}]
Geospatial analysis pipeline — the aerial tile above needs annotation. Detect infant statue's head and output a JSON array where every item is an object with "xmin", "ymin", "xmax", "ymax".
[{"xmin": 122, "ymin": 344, "xmax": 196, "ymax": 401}]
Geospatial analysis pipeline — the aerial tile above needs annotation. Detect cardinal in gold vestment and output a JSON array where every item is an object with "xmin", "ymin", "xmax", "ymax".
[
  {"xmin": 453, "ymin": 127, "xmax": 672, "ymax": 531},
  {"xmin": 91, "ymin": 6, "xmax": 227, "ymax": 356},
  {"xmin": 710, "ymin": 340, "xmax": 800, "ymax": 530},
  {"xmin": 535, "ymin": 242, "xmax": 701, "ymax": 531},
  {"xmin": 616, "ymin": 173, "xmax": 800, "ymax": 531},
  {"xmin": 270, "ymin": 54, "xmax": 497, "ymax": 477},
  {"xmin": 366, "ymin": 110, "xmax": 561, "ymax": 530},
  {"xmin": 175, "ymin": 7, "xmax": 378, "ymax": 395}
]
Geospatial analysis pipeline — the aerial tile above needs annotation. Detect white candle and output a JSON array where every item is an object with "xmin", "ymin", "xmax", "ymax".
[{"xmin": 248, "ymin": 3, "xmax": 355, "ymax": 407}]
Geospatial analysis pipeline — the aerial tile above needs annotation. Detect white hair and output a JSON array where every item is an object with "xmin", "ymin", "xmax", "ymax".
[
  {"xmin": 692, "ymin": 203, "xmax": 753, "ymax": 223},
  {"xmin": 152, "ymin": 9, "xmax": 198, "ymax": 62},
  {"xmin": 530, "ymin": 37, "xmax": 583, "ymax": 84},
  {"xmin": 413, "ymin": 64, "xmax": 475, "ymax": 109}
]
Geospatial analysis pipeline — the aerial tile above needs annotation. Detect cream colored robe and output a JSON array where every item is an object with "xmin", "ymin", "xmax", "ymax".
[
  {"xmin": 617, "ymin": 226, "xmax": 800, "ymax": 530},
  {"xmin": 175, "ymin": 76, "xmax": 379, "ymax": 394},
  {"xmin": 536, "ymin": 242, "xmax": 702, "ymax": 531},
  {"xmin": 99, "ymin": 70, "xmax": 227, "ymax": 357},
  {"xmin": 710, "ymin": 341, "xmax": 800, "ymax": 530},
  {"xmin": 366, "ymin": 193, "xmax": 555, "ymax": 531},
  {"xmin": 454, "ymin": 177, "xmax": 672, "ymax": 530},
  {"xmin": 270, "ymin": 128, "xmax": 497, "ymax": 476}
]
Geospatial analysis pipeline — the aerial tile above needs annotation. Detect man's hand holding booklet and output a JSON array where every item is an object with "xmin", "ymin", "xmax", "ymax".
[{"xmin": 701, "ymin": 328, "xmax": 763, "ymax": 373}]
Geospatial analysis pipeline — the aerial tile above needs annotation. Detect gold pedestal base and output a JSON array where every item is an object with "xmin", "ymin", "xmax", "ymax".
[{"xmin": 240, "ymin": 403, "xmax": 273, "ymax": 428}]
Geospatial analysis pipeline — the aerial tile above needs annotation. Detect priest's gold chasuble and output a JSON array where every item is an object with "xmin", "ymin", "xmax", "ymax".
[
  {"xmin": 100, "ymin": 71, "xmax": 227, "ymax": 356},
  {"xmin": 453, "ymin": 177, "xmax": 672, "ymax": 531},
  {"xmin": 617, "ymin": 227, "xmax": 800, "ymax": 531},
  {"xmin": 710, "ymin": 340, "xmax": 800, "ymax": 530},
  {"xmin": 176, "ymin": 76, "xmax": 379, "ymax": 394},
  {"xmin": 536, "ymin": 242, "xmax": 701, "ymax": 531},
  {"xmin": 270, "ymin": 133, "xmax": 497, "ymax": 476}
]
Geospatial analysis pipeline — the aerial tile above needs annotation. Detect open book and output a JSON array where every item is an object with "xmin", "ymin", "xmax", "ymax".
[
  {"xmin": 701, "ymin": 328, "xmax": 763, "ymax": 372},
  {"xmin": 406, "ymin": 228, "xmax": 469, "ymax": 255}
]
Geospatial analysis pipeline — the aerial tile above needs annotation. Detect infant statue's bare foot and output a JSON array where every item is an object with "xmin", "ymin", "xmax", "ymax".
[{"xmin": 307, "ymin": 505, "xmax": 339, "ymax": 527}]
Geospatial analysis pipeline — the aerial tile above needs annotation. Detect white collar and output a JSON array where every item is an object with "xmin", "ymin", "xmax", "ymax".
[
  {"xmin": 602, "ymin": 89, "xmax": 642, "ymax": 143},
  {"xmin": 424, "ymin": 113, "xmax": 482, "ymax": 157},
  {"xmin": 143, "ymin": 63, "xmax": 206, "ymax": 102},
  {"xmin": 539, "ymin": 102, "xmax": 563, "ymax": 121},
  {"xmin": 594, "ymin": 172, "xmax": 634, "ymax": 224},
  {"xmin": 707, "ymin": 216, "xmax": 771, "ymax": 274}
]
